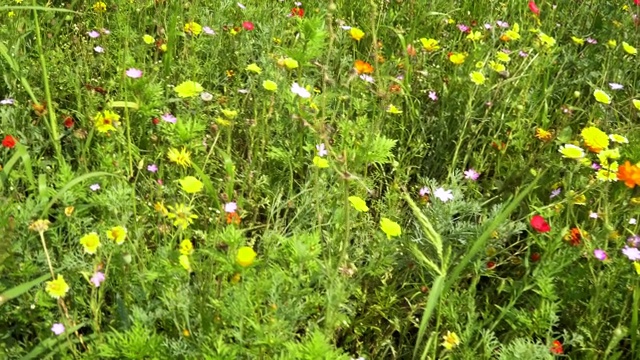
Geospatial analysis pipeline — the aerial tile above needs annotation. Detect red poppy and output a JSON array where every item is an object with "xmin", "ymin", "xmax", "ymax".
[
  {"xmin": 2, "ymin": 135, "xmax": 17, "ymax": 149},
  {"xmin": 550, "ymin": 340, "xmax": 563, "ymax": 354},
  {"xmin": 528, "ymin": 1, "xmax": 540, "ymax": 16},
  {"xmin": 530, "ymin": 252, "xmax": 541, "ymax": 262},
  {"xmin": 63, "ymin": 116, "xmax": 74, "ymax": 129},
  {"xmin": 530, "ymin": 215, "xmax": 551, "ymax": 233},
  {"xmin": 242, "ymin": 21, "xmax": 254, "ymax": 31},
  {"xmin": 290, "ymin": 7, "xmax": 304, "ymax": 17},
  {"xmin": 635, "ymin": 0, "xmax": 639, "ymax": 5},
  {"xmin": 152, "ymin": 117, "xmax": 160, "ymax": 125}
]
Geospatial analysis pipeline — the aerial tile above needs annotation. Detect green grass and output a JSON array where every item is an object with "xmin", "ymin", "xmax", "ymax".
[{"xmin": 1, "ymin": 0, "xmax": 640, "ymax": 358}]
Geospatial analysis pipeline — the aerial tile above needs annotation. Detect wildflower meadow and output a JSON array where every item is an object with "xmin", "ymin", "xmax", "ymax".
[{"xmin": 2, "ymin": 0, "xmax": 640, "ymax": 358}]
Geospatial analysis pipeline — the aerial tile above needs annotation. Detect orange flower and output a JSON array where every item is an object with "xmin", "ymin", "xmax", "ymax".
[
  {"xmin": 618, "ymin": 161, "xmax": 640, "ymax": 188},
  {"xmin": 564, "ymin": 227, "xmax": 582, "ymax": 246},
  {"xmin": 226, "ymin": 212, "xmax": 241, "ymax": 225},
  {"xmin": 354, "ymin": 60, "xmax": 374, "ymax": 74}
]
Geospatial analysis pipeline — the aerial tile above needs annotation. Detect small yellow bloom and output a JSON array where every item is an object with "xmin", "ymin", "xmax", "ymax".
[
  {"xmin": 178, "ymin": 176, "xmax": 203, "ymax": 193},
  {"xmin": 475, "ymin": 61, "xmax": 485, "ymax": 69},
  {"xmin": 610, "ymin": 134, "xmax": 628, "ymax": 143},
  {"xmin": 94, "ymin": 110, "xmax": 120, "ymax": 133},
  {"xmin": 593, "ymin": 89, "xmax": 611, "ymax": 104},
  {"xmin": 167, "ymin": 203, "xmax": 198, "ymax": 229},
  {"xmin": 466, "ymin": 31, "xmax": 482, "ymax": 42},
  {"xmin": 174, "ymin": 81, "xmax": 203, "ymax": 98},
  {"xmin": 489, "ymin": 61, "xmax": 506, "ymax": 73},
  {"xmin": 597, "ymin": 169, "xmax": 618, "ymax": 182},
  {"xmin": 221, "ymin": 109, "xmax": 238, "ymax": 119},
  {"xmin": 154, "ymin": 202, "xmax": 169, "ymax": 216},
  {"xmin": 441, "ymin": 331, "xmax": 461, "ymax": 350},
  {"xmin": 8, "ymin": 11, "xmax": 15, "ymax": 18},
  {"xmin": 538, "ymin": 32, "xmax": 556, "ymax": 47},
  {"xmin": 419, "ymin": 38, "xmax": 440, "ymax": 52},
  {"xmin": 106, "ymin": 226, "xmax": 127, "ymax": 245},
  {"xmin": 350, "ymin": 27, "xmax": 365, "ymax": 41},
  {"xmin": 535, "ymin": 128, "xmax": 552, "ymax": 141},
  {"xmin": 607, "ymin": 39, "xmax": 617, "ymax": 48},
  {"xmin": 236, "ymin": 246, "xmax": 257, "ymax": 267},
  {"xmin": 184, "ymin": 21, "xmax": 202, "ymax": 36},
  {"xmin": 633, "ymin": 99, "xmax": 640, "ymax": 111},
  {"xmin": 45, "ymin": 275, "xmax": 70, "ymax": 299},
  {"xmin": 79, "ymin": 232, "xmax": 101, "ymax": 254},
  {"xmin": 449, "ymin": 53, "xmax": 466, "ymax": 65},
  {"xmin": 64, "ymin": 206, "xmax": 75, "ymax": 217},
  {"xmin": 559, "ymin": 144, "xmax": 585, "ymax": 159},
  {"xmin": 180, "ymin": 239, "xmax": 194, "ymax": 256},
  {"xmin": 380, "ymin": 218, "xmax": 401, "ymax": 239},
  {"xmin": 29, "ymin": 219, "xmax": 51, "ymax": 233},
  {"xmin": 245, "ymin": 63, "xmax": 262, "ymax": 74},
  {"xmin": 571, "ymin": 36, "xmax": 584, "ymax": 45},
  {"xmin": 581, "ymin": 126, "xmax": 609, "ymax": 153},
  {"xmin": 159, "ymin": 43, "xmax": 168, "ymax": 52},
  {"xmin": 469, "ymin": 71, "xmax": 486, "ymax": 85},
  {"xmin": 573, "ymin": 193, "xmax": 587, "ymax": 205},
  {"xmin": 313, "ymin": 156, "xmax": 329, "ymax": 168},
  {"xmin": 386, "ymin": 104, "xmax": 402, "ymax": 114},
  {"xmin": 622, "ymin": 42, "xmax": 637, "ymax": 55},
  {"xmin": 143, "ymin": 35, "xmax": 154, "ymax": 44},
  {"xmin": 179, "ymin": 254, "xmax": 192, "ymax": 272},
  {"xmin": 283, "ymin": 57, "xmax": 299, "ymax": 70},
  {"xmin": 263, "ymin": 80, "xmax": 278, "ymax": 91},
  {"xmin": 496, "ymin": 52, "xmax": 510, "ymax": 62},
  {"xmin": 348, "ymin": 196, "xmax": 369, "ymax": 212},
  {"xmin": 167, "ymin": 147, "xmax": 192, "ymax": 167},
  {"xmin": 634, "ymin": 262, "xmax": 640, "ymax": 275},
  {"xmin": 93, "ymin": 1, "xmax": 106, "ymax": 12},
  {"xmin": 183, "ymin": 329, "xmax": 191, "ymax": 336}
]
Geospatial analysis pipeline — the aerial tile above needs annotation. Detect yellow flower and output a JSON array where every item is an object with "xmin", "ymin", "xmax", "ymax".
[
  {"xmin": 263, "ymin": 80, "xmax": 278, "ymax": 91},
  {"xmin": 597, "ymin": 169, "xmax": 618, "ymax": 182},
  {"xmin": 610, "ymin": 134, "xmax": 629, "ymax": 143},
  {"xmin": 581, "ymin": 126, "xmax": 609, "ymax": 153},
  {"xmin": 79, "ymin": 232, "xmax": 101, "ymax": 254},
  {"xmin": 179, "ymin": 255, "xmax": 192, "ymax": 272},
  {"xmin": 65, "ymin": 206, "xmax": 75, "ymax": 217},
  {"xmin": 143, "ymin": 35, "xmax": 154, "ymax": 44},
  {"xmin": 572, "ymin": 193, "xmax": 587, "ymax": 205},
  {"xmin": 419, "ymin": 38, "xmax": 440, "ymax": 52},
  {"xmin": 167, "ymin": 147, "xmax": 192, "ymax": 167},
  {"xmin": 633, "ymin": 99, "xmax": 640, "ymax": 110},
  {"xmin": 466, "ymin": 31, "xmax": 482, "ymax": 42},
  {"xmin": 221, "ymin": 109, "xmax": 238, "ymax": 119},
  {"xmin": 159, "ymin": 43, "xmax": 168, "ymax": 52},
  {"xmin": 607, "ymin": 39, "xmax": 617, "ymax": 48},
  {"xmin": 167, "ymin": 203, "xmax": 198, "ymax": 229},
  {"xmin": 245, "ymin": 63, "xmax": 262, "ymax": 74},
  {"xmin": 184, "ymin": 21, "xmax": 202, "ymax": 36},
  {"xmin": 93, "ymin": 1, "xmax": 106, "ymax": 12},
  {"xmin": 502, "ymin": 24, "xmax": 520, "ymax": 41},
  {"xmin": 558, "ymin": 144, "xmax": 585, "ymax": 159},
  {"xmin": 29, "ymin": 219, "xmax": 51, "ymax": 233},
  {"xmin": 598, "ymin": 148, "xmax": 620, "ymax": 162},
  {"xmin": 386, "ymin": 104, "xmax": 402, "ymax": 114},
  {"xmin": 622, "ymin": 42, "xmax": 637, "ymax": 55},
  {"xmin": 535, "ymin": 128, "xmax": 552, "ymax": 141},
  {"xmin": 94, "ymin": 110, "xmax": 120, "ymax": 133},
  {"xmin": 634, "ymin": 262, "xmax": 640, "ymax": 275},
  {"xmin": 469, "ymin": 71, "xmax": 485, "ymax": 85},
  {"xmin": 174, "ymin": 81, "xmax": 203, "ymax": 98},
  {"xmin": 571, "ymin": 36, "xmax": 584, "ymax": 45},
  {"xmin": 496, "ymin": 52, "xmax": 510, "ymax": 62},
  {"xmin": 449, "ymin": 53, "xmax": 466, "ymax": 65},
  {"xmin": 236, "ymin": 246, "xmax": 257, "ymax": 267},
  {"xmin": 475, "ymin": 61, "xmax": 485, "ymax": 69},
  {"xmin": 442, "ymin": 331, "xmax": 461, "ymax": 350},
  {"xmin": 593, "ymin": 89, "xmax": 611, "ymax": 104},
  {"xmin": 178, "ymin": 176, "xmax": 203, "ymax": 193},
  {"xmin": 106, "ymin": 226, "xmax": 127, "ymax": 245},
  {"xmin": 8, "ymin": 11, "xmax": 15, "ymax": 18},
  {"xmin": 380, "ymin": 218, "xmax": 401, "ymax": 239},
  {"xmin": 313, "ymin": 156, "xmax": 329, "ymax": 168},
  {"xmin": 154, "ymin": 202, "xmax": 169, "ymax": 216},
  {"xmin": 348, "ymin": 196, "xmax": 369, "ymax": 212},
  {"xmin": 180, "ymin": 239, "xmax": 194, "ymax": 256},
  {"xmin": 45, "ymin": 275, "xmax": 70, "ymax": 299},
  {"xmin": 283, "ymin": 57, "xmax": 299, "ymax": 70},
  {"xmin": 489, "ymin": 61, "xmax": 506, "ymax": 73},
  {"xmin": 538, "ymin": 32, "xmax": 556, "ymax": 47},
  {"xmin": 350, "ymin": 27, "xmax": 365, "ymax": 41}
]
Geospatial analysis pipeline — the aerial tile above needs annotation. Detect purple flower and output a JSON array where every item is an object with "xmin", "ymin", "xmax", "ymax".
[
  {"xmin": 203, "ymin": 26, "xmax": 216, "ymax": 35},
  {"xmin": 316, "ymin": 143, "xmax": 328, "ymax": 157},
  {"xmin": 0, "ymin": 98, "xmax": 15, "ymax": 105},
  {"xmin": 87, "ymin": 30, "xmax": 100, "ymax": 38},
  {"xmin": 628, "ymin": 235, "xmax": 640, "ymax": 247},
  {"xmin": 463, "ymin": 168, "xmax": 480, "ymax": 181},
  {"xmin": 518, "ymin": 50, "xmax": 529, "ymax": 57},
  {"xmin": 484, "ymin": 23, "xmax": 492, "ymax": 30},
  {"xmin": 457, "ymin": 24, "xmax": 470, "ymax": 32},
  {"xmin": 593, "ymin": 249, "xmax": 607, "ymax": 261},
  {"xmin": 161, "ymin": 113, "xmax": 177, "ymax": 124},
  {"xmin": 434, "ymin": 187, "xmax": 453, "ymax": 202},
  {"xmin": 224, "ymin": 202, "xmax": 237, "ymax": 213},
  {"xmin": 622, "ymin": 246, "xmax": 640, "ymax": 261},
  {"xmin": 586, "ymin": 37, "xmax": 597, "ymax": 44},
  {"xmin": 126, "ymin": 68, "xmax": 143, "ymax": 79},
  {"xmin": 94, "ymin": 46, "xmax": 104, "ymax": 53},
  {"xmin": 147, "ymin": 164, "xmax": 158, "ymax": 173},
  {"xmin": 90, "ymin": 271, "xmax": 105, "ymax": 287},
  {"xmin": 419, "ymin": 187, "xmax": 430, "ymax": 197},
  {"xmin": 496, "ymin": 20, "xmax": 509, "ymax": 28},
  {"xmin": 428, "ymin": 91, "xmax": 438, "ymax": 101},
  {"xmin": 609, "ymin": 83, "xmax": 624, "ymax": 90},
  {"xmin": 591, "ymin": 162, "xmax": 601, "ymax": 170},
  {"xmin": 550, "ymin": 188, "xmax": 562, "ymax": 199},
  {"xmin": 51, "ymin": 323, "xmax": 65, "ymax": 335},
  {"xmin": 90, "ymin": 183, "xmax": 100, "ymax": 191}
]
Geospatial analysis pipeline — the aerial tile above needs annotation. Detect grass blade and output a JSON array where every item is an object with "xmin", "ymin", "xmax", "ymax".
[{"xmin": 0, "ymin": 274, "xmax": 50, "ymax": 306}]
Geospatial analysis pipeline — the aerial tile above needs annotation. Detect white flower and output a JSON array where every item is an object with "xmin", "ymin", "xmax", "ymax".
[
  {"xmin": 291, "ymin": 82, "xmax": 311, "ymax": 98},
  {"xmin": 433, "ymin": 187, "xmax": 454, "ymax": 202}
]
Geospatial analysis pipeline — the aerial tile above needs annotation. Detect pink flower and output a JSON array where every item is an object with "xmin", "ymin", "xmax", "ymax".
[
  {"xmin": 126, "ymin": 68, "xmax": 143, "ymax": 79},
  {"xmin": 87, "ymin": 30, "xmax": 100, "ymax": 38},
  {"xmin": 464, "ymin": 168, "xmax": 480, "ymax": 180},
  {"xmin": 428, "ymin": 91, "xmax": 438, "ymax": 101},
  {"xmin": 224, "ymin": 202, "xmax": 237, "ymax": 213},
  {"xmin": 94, "ymin": 46, "xmax": 104, "ymax": 53},
  {"xmin": 51, "ymin": 323, "xmax": 65, "ymax": 335},
  {"xmin": 90, "ymin": 271, "xmax": 105, "ymax": 287},
  {"xmin": 147, "ymin": 164, "xmax": 158, "ymax": 172},
  {"xmin": 242, "ymin": 21, "xmax": 254, "ymax": 31},
  {"xmin": 593, "ymin": 249, "xmax": 607, "ymax": 261},
  {"xmin": 316, "ymin": 143, "xmax": 328, "ymax": 157},
  {"xmin": 622, "ymin": 246, "xmax": 640, "ymax": 261},
  {"xmin": 419, "ymin": 187, "xmax": 430, "ymax": 197},
  {"xmin": 161, "ymin": 113, "xmax": 177, "ymax": 123}
]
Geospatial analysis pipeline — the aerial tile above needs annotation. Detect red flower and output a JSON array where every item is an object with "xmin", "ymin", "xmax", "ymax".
[
  {"xmin": 290, "ymin": 7, "xmax": 304, "ymax": 17},
  {"xmin": 152, "ymin": 117, "xmax": 160, "ymax": 125},
  {"xmin": 530, "ymin": 215, "xmax": 550, "ymax": 233},
  {"xmin": 528, "ymin": 1, "xmax": 540, "ymax": 16},
  {"xmin": 487, "ymin": 261, "xmax": 496, "ymax": 270},
  {"xmin": 63, "ymin": 116, "xmax": 74, "ymax": 129},
  {"xmin": 550, "ymin": 340, "xmax": 563, "ymax": 355},
  {"xmin": 635, "ymin": 0, "xmax": 640, "ymax": 5},
  {"xmin": 2, "ymin": 135, "xmax": 17, "ymax": 149},
  {"xmin": 530, "ymin": 252, "xmax": 541, "ymax": 262},
  {"xmin": 242, "ymin": 21, "xmax": 254, "ymax": 31}
]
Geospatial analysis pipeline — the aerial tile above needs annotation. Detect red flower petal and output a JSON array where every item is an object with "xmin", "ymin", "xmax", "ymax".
[
  {"xmin": 530, "ymin": 215, "xmax": 551, "ymax": 233},
  {"xmin": 2, "ymin": 135, "xmax": 17, "ymax": 149}
]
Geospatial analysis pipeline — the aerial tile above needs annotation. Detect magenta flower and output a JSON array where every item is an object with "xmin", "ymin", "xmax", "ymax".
[
  {"xmin": 161, "ymin": 113, "xmax": 177, "ymax": 124},
  {"xmin": 457, "ymin": 24, "xmax": 470, "ymax": 32},
  {"xmin": 428, "ymin": 91, "xmax": 438, "ymax": 101},
  {"xmin": 90, "ymin": 271, "xmax": 105, "ymax": 287},
  {"xmin": 147, "ymin": 164, "xmax": 158, "ymax": 173},
  {"xmin": 464, "ymin": 168, "xmax": 480, "ymax": 180},
  {"xmin": 242, "ymin": 21, "xmax": 254, "ymax": 31},
  {"xmin": 126, "ymin": 68, "xmax": 143, "ymax": 79},
  {"xmin": 593, "ymin": 249, "xmax": 607, "ymax": 261},
  {"xmin": 622, "ymin": 246, "xmax": 640, "ymax": 261},
  {"xmin": 224, "ymin": 202, "xmax": 237, "ymax": 213},
  {"xmin": 51, "ymin": 323, "xmax": 65, "ymax": 335}
]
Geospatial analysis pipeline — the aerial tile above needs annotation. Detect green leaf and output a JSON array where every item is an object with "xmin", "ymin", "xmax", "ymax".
[{"xmin": 0, "ymin": 274, "xmax": 50, "ymax": 307}]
